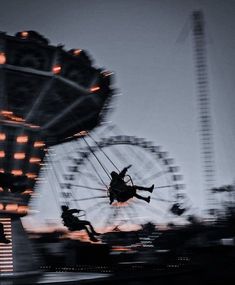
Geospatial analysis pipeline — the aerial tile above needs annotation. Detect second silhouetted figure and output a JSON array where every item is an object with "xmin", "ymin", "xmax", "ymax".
[{"xmin": 61, "ymin": 206, "xmax": 100, "ymax": 242}]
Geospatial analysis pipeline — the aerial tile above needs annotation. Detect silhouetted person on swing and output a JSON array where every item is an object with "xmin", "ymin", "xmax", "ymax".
[
  {"xmin": 0, "ymin": 222, "xmax": 10, "ymax": 244},
  {"xmin": 61, "ymin": 205, "xmax": 100, "ymax": 242},
  {"xmin": 109, "ymin": 165, "xmax": 154, "ymax": 204}
]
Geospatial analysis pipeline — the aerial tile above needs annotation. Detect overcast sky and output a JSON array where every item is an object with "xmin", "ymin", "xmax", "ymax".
[{"xmin": 0, "ymin": 0, "xmax": 235, "ymax": 226}]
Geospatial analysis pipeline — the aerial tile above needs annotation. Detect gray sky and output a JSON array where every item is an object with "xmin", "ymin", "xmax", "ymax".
[{"xmin": 0, "ymin": 0, "xmax": 235, "ymax": 226}]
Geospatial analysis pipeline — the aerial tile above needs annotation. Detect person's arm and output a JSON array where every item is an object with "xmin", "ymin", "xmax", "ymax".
[
  {"xmin": 119, "ymin": 165, "xmax": 132, "ymax": 178},
  {"xmin": 68, "ymin": 209, "xmax": 81, "ymax": 214}
]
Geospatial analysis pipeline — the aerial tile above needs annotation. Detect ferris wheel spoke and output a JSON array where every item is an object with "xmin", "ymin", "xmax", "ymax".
[
  {"xmin": 144, "ymin": 203, "xmax": 166, "ymax": 216},
  {"xmin": 71, "ymin": 184, "xmax": 106, "ymax": 192},
  {"xmin": 140, "ymin": 170, "xmax": 168, "ymax": 185},
  {"xmin": 86, "ymin": 201, "xmax": 107, "ymax": 214},
  {"xmin": 151, "ymin": 196, "xmax": 173, "ymax": 203},
  {"xmin": 74, "ymin": 195, "xmax": 108, "ymax": 201},
  {"xmin": 78, "ymin": 171, "xmax": 105, "ymax": 186},
  {"xmin": 155, "ymin": 185, "xmax": 173, "ymax": 190}
]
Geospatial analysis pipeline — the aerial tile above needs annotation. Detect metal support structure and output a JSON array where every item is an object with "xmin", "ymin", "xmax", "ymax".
[{"xmin": 192, "ymin": 10, "xmax": 216, "ymax": 216}]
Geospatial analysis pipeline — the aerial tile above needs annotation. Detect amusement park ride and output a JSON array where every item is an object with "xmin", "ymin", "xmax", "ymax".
[
  {"xmin": 0, "ymin": 30, "xmax": 188, "ymax": 280},
  {"xmin": 0, "ymin": 10, "xmax": 214, "ymax": 281},
  {"xmin": 0, "ymin": 30, "xmax": 113, "ymax": 278}
]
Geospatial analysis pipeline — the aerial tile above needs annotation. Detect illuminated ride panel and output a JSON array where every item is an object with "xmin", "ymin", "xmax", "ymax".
[{"xmin": 0, "ymin": 30, "xmax": 113, "ymax": 278}]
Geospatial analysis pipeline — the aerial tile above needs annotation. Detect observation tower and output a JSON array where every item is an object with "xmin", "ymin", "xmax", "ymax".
[{"xmin": 0, "ymin": 30, "xmax": 113, "ymax": 279}]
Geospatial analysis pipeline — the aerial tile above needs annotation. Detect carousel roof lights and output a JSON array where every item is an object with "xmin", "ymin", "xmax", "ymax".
[
  {"xmin": 0, "ymin": 52, "xmax": 6, "ymax": 65},
  {"xmin": 26, "ymin": 173, "xmax": 37, "ymax": 179},
  {"xmin": 14, "ymin": 153, "xmax": 26, "ymax": 159},
  {"xmin": 0, "ymin": 133, "xmax": 6, "ymax": 140},
  {"xmin": 11, "ymin": 170, "xmax": 23, "ymax": 176},
  {"xmin": 52, "ymin": 65, "xmax": 62, "ymax": 74},
  {"xmin": 90, "ymin": 86, "xmax": 100, "ymax": 92},
  {"xmin": 102, "ymin": 71, "xmax": 113, "ymax": 77},
  {"xmin": 6, "ymin": 204, "xmax": 18, "ymax": 211},
  {"xmin": 73, "ymin": 49, "xmax": 82, "ymax": 56},
  {"xmin": 29, "ymin": 157, "xmax": 41, "ymax": 163},
  {"xmin": 0, "ymin": 151, "xmax": 5, "ymax": 158},
  {"xmin": 34, "ymin": 141, "xmax": 45, "ymax": 148},
  {"xmin": 20, "ymin": 31, "xmax": 29, "ymax": 39},
  {"xmin": 0, "ymin": 111, "xmax": 13, "ymax": 116},
  {"xmin": 16, "ymin": 136, "xmax": 28, "ymax": 143}
]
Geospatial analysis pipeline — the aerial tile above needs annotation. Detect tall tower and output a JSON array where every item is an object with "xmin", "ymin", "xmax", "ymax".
[{"xmin": 192, "ymin": 11, "xmax": 216, "ymax": 216}]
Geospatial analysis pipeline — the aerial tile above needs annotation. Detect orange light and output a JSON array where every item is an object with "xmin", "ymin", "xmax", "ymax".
[
  {"xmin": 0, "ymin": 110, "xmax": 13, "ymax": 116},
  {"xmin": 16, "ymin": 136, "xmax": 28, "ymax": 143},
  {"xmin": 0, "ymin": 151, "xmax": 5, "ymax": 158},
  {"xmin": 112, "ymin": 246, "xmax": 131, "ymax": 252},
  {"xmin": 22, "ymin": 189, "xmax": 33, "ymax": 195},
  {"xmin": 0, "ymin": 204, "xmax": 4, "ymax": 210},
  {"xmin": 0, "ymin": 133, "xmax": 6, "ymax": 140},
  {"xmin": 102, "ymin": 70, "xmax": 113, "ymax": 77},
  {"xmin": 73, "ymin": 49, "xmax": 82, "ymax": 56},
  {"xmin": 74, "ymin": 130, "xmax": 88, "ymax": 137},
  {"xmin": 26, "ymin": 173, "xmax": 37, "ymax": 179},
  {"xmin": 0, "ymin": 52, "xmax": 6, "ymax": 65},
  {"xmin": 17, "ymin": 206, "xmax": 28, "ymax": 214},
  {"xmin": 29, "ymin": 124, "xmax": 40, "ymax": 129},
  {"xmin": 21, "ymin": 31, "xmax": 28, "ymax": 38},
  {"xmin": 10, "ymin": 115, "xmax": 25, "ymax": 122},
  {"xmin": 5, "ymin": 204, "xmax": 18, "ymax": 211},
  {"xmin": 90, "ymin": 86, "xmax": 100, "ymax": 92},
  {"xmin": 52, "ymin": 65, "xmax": 61, "ymax": 74},
  {"xmin": 29, "ymin": 157, "xmax": 41, "ymax": 163},
  {"xmin": 11, "ymin": 170, "xmax": 23, "ymax": 176},
  {"xmin": 14, "ymin": 153, "xmax": 25, "ymax": 159},
  {"xmin": 34, "ymin": 141, "xmax": 45, "ymax": 148}
]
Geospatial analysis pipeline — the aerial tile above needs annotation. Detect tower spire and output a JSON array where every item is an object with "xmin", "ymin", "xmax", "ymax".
[{"xmin": 192, "ymin": 10, "xmax": 216, "ymax": 216}]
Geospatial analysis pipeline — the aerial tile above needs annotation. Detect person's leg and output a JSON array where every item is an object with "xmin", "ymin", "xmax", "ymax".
[
  {"xmin": 134, "ymin": 184, "xmax": 154, "ymax": 193},
  {"xmin": 134, "ymin": 193, "xmax": 150, "ymax": 203},
  {"xmin": 83, "ymin": 227, "xmax": 99, "ymax": 242},
  {"xmin": 79, "ymin": 221, "xmax": 100, "ymax": 235}
]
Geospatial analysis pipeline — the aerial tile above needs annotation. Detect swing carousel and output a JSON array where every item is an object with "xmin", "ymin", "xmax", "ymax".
[
  {"xmin": 0, "ymin": 30, "xmax": 113, "ymax": 279},
  {"xmin": 44, "ymin": 126, "xmax": 189, "ymax": 233}
]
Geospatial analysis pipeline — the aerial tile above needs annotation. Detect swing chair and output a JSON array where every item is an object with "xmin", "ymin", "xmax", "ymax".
[{"xmin": 81, "ymin": 133, "xmax": 136, "ymax": 204}]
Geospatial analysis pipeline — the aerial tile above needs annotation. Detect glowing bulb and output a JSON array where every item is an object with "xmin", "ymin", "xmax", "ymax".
[
  {"xmin": 34, "ymin": 141, "xmax": 45, "ymax": 148},
  {"xmin": 29, "ymin": 157, "xmax": 41, "ymax": 163},
  {"xmin": 0, "ymin": 52, "xmax": 6, "ymax": 65},
  {"xmin": 52, "ymin": 65, "xmax": 61, "ymax": 74},
  {"xmin": 90, "ymin": 86, "xmax": 100, "ymax": 92},
  {"xmin": 0, "ymin": 133, "xmax": 6, "ymax": 140},
  {"xmin": 14, "ymin": 153, "xmax": 25, "ymax": 159},
  {"xmin": 16, "ymin": 136, "xmax": 28, "ymax": 143},
  {"xmin": 11, "ymin": 170, "xmax": 23, "ymax": 176},
  {"xmin": 73, "ymin": 49, "xmax": 82, "ymax": 56},
  {"xmin": 0, "ymin": 151, "xmax": 5, "ymax": 158},
  {"xmin": 6, "ymin": 204, "xmax": 18, "ymax": 211},
  {"xmin": 21, "ymin": 31, "xmax": 28, "ymax": 38},
  {"xmin": 26, "ymin": 173, "xmax": 37, "ymax": 179}
]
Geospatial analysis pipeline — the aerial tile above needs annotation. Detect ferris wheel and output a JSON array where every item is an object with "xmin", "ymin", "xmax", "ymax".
[{"xmin": 46, "ymin": 126, "xmax": 189, "ymax": 231}]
